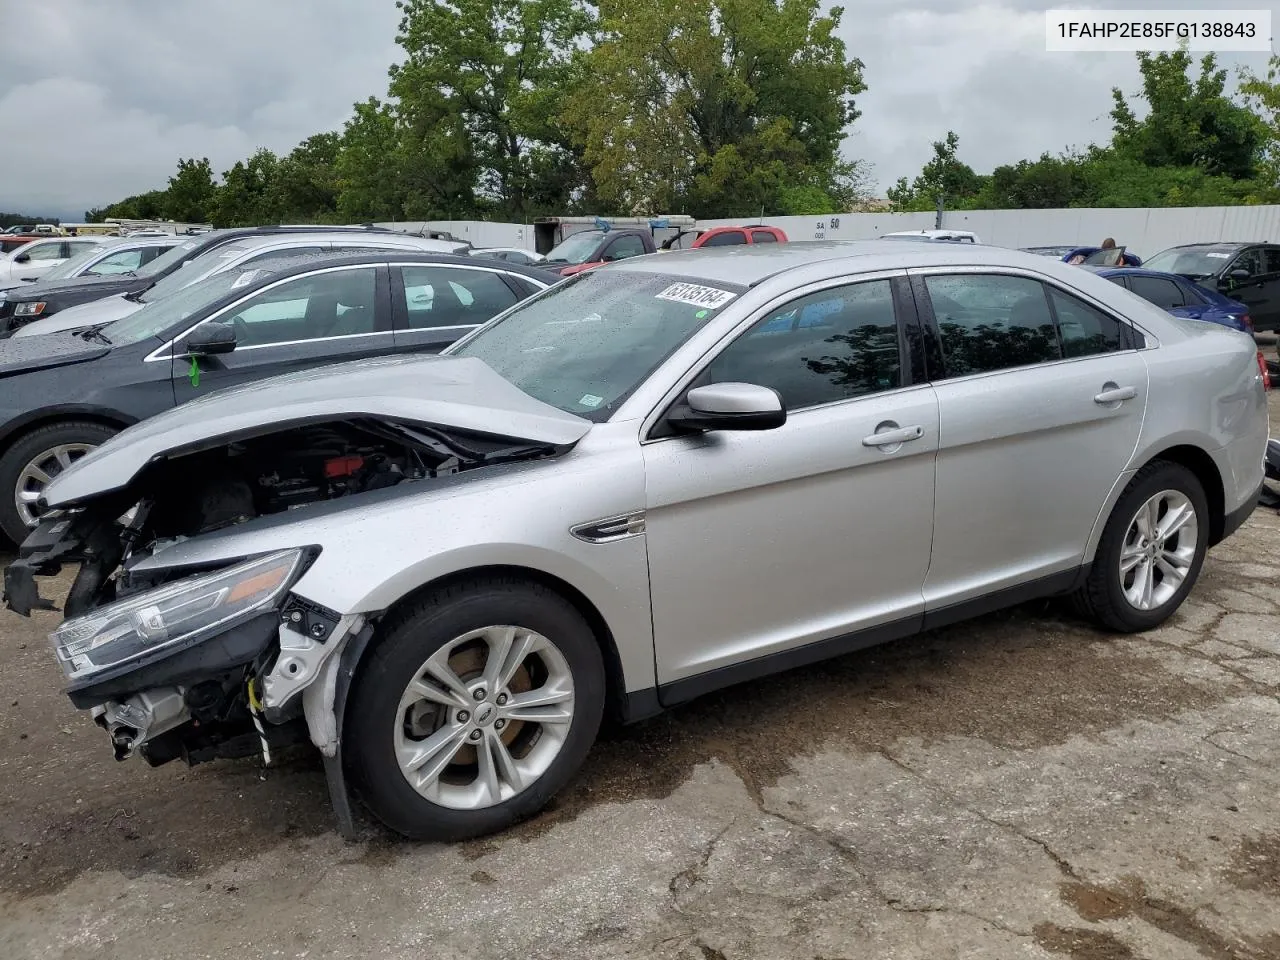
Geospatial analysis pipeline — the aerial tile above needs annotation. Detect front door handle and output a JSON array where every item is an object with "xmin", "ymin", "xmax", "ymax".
[
  {"xmin": 862, "ymin": 424, "xmax": 924, "ymax": 447},
  {"xmin": 1094, "ymin": 385, "xmax": 1137, "ymax": 405}
]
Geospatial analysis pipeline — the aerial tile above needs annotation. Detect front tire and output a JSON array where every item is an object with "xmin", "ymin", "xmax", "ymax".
[
  {"xmin": 1073, "ymin": 460, "xmax": 1209, "ymax": 633},
  {"xmin": 345, "ymin": 577, "xmax": 606, "ymax": 841},
  {"xmin": 0, "ymin": 421, "xmax": 118, "ymax": 544}
]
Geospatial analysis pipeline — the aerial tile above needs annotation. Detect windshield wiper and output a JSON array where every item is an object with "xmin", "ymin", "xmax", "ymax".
[
  {"xmin": 122, "ymin": 289, "xmax": 145, "ymax": 302},
  {"xmin": 76, "ymin": 324, "xmax": 113, "ymax": 345}
]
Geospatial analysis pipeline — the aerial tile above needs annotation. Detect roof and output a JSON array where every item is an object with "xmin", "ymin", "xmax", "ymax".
[{"xmin": 607, "ymin": 239, "xmax": 1066, "ymax": 287}]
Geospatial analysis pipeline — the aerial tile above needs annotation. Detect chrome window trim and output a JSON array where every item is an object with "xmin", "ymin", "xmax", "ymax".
[
  {"xmin": 143, "ymin": 263, "xmax": 384, "ymax": 363},
  {"xmin": 389, "ymin": 261, "xmax": 550, "ymax": 289},
  {"xmin": 637, "ymin": 268, "xmax": 910, "ymax": 442}
]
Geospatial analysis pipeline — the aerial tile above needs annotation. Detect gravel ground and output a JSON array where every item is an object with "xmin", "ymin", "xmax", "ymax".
[{"xmin": 0, "ymin": 399, "xmax": 1277, "ymax": 960}]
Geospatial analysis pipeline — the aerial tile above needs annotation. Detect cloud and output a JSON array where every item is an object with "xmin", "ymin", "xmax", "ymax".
[
  {"xmin": 0, "ymin": 0, "xmax": 401, "ymax": 217},
  {"xmin": 0, "ymin": 0, "xmax": 1276, "ymax": 215}
]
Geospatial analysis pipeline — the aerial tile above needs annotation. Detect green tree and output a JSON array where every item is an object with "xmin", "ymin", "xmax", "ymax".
[
  {"xmin": 886, "ymin": 132, "xmax": 984, "ymax": 211},
  {"xmin": 268, "ymin": 133, "xmax": 342, "ymax": 222},
  {"xmin": 163, "ymin": 157, "xmax": 217, "ymax": 222},
  {"xmin": 974, "ymin": 152, "xmax": 1088, "ymax": 209},
  {"xmin": 389, "ymin": 0, "xmax": 593, "ymax": 219},
  {"xmin": 1111, "ymin": 49, "xmax": 1262, "ymax": 179},
  {"xmin": 1239, "ymin": 54, "xmax": 1280, "ymax": 188},
  {"xmin": 565, "ymin": 0, "xmax": 866, "ymax": 217},
  {"xmin": 209, "ymin": 148, "xmax": 280, "ymax": 227},
  {"xmin": 334, "ymin": 97, "xmax": 411, "ymax": 222}
]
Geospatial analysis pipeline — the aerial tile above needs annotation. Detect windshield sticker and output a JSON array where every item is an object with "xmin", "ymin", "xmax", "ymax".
[
  {"xmin": 1204, "ymin": 252, "xmax": 1231, "ymax": 258},
  {"xmin": 578, "ymin": 394, "xmax": 604, "ymax": 408},
  {"xmin": 655, "ymin": 283, "xmax": 737, "ymax": 309}
]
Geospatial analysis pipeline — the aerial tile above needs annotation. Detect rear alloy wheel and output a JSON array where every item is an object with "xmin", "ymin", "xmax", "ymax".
[
  {"xmin": 1073, "ymin": 460, "xmax": 1209, "ymax": 632},
  {"xmin": 346, "ymin": 578, "xmax": 605, "ymax": 840},
  {"xmin": 0, "ymin": 421, "xmax": 118, "ymax": 544}
]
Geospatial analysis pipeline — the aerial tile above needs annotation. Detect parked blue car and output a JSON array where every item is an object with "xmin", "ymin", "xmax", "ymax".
[{"xmin": 1085, "ymin": 265, "xmax": 1251, "ymax": 332}]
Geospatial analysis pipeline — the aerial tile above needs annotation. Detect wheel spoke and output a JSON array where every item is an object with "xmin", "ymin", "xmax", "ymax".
[
  {"xmin": 503, "ymin": 694, "xmax": 573, "ymax": 724},
  {"xmin": 499, "ymin": 632, "xmax": 538, "ymax": 690},
  {"xmin": 398, "ymin": 724, "xmax": 467, "ymax": 788},
  {"xmin": 487, "ymin": 730, "xmax": 523, "ymax": 793},
  {"xmin": 404, "ymin": 677, "xmax": 466, "ymax": 710},
  {"xmin": 16, "ymin": 488, "xmax": 43, "ymax": 504},
  {"xmin": 477, "ymin": 732, "xmax": 502, "ymax": 804},
  {"xmin": 1143, "ymin": 498, "xmax": 1161, "ymax": 539},
  {"xmin": 53, "ymin": 448, "xmax": 74, "ymax": 471},
  {"xmin": 1158, "ymin": 502, "xmax": 1193, "ymax": 540},
  {"xmin": 1155, "ymin": 556, "xmax": 1186, "ymax": 588},
  {"xmin": 1160, "ymin": 548, "xmax": 1192, "ymax": 571},
  {"xmin": 480, "ymin": 626, "xmax": 517, "ymax": 692},
  {"xmin": 422, "ymin": 650, "xmax": 473, "ymax": 704},
  {"xmin": 1119, "ymin": 544, "xmax": 1145, "ymax": 574},
  {"xmin": 1139, "ymin": 559, "xmax": 1155, "ymax": 609},
  {"xmin": 22, "ymin": 465, "xmax": 51, "ymax": 485}
]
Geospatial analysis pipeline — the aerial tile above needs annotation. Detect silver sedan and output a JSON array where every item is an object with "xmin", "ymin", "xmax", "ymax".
[{"xmin": 6, "ymin": 241, "xmax": 1269, "ymax": 840}]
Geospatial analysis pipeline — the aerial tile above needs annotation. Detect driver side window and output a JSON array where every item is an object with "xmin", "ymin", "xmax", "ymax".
[
  {"xmin": 1231, "ymin": 249, "xmax": 1264, "ymax": 277},
  {"xmin": 222, "ymin": 267, "xmax": 380, "ymax": 347},
  {"xmin": 705, "ymin": 280, "xmax": 902, "ymax": 410}
]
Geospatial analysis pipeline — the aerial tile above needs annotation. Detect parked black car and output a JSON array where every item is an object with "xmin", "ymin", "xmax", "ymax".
[
  {"xmin": 0, "ymin": 251, "xmax": 553, "ymax": 542},
  {"xmin": 0, "ymin": 225, "xmax": 411, "ymax": 336},
  {"xmin": 1143, "ymin": 242, "xmax": 1280, "ymax": 332}
]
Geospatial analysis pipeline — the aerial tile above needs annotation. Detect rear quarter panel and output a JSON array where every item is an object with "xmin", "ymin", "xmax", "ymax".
[{"xmin": 1135, "ymin": 318, "xmax": 1268, "ymax": 514}]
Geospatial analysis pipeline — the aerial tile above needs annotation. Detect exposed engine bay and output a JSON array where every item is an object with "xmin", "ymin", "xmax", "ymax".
[{"xmin": 2, "ymin": 416, "xmax": 561, "ymax": 778}]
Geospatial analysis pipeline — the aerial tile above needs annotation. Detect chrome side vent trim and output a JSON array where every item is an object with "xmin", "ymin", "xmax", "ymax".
[{"xmin": 570, "ymin": 511, "xmax": 647, "ymax": 544}]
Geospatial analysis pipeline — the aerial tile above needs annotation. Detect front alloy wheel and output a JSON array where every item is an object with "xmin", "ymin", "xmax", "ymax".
[
  {"xmin": 394, "ymin": 625, "xmax": 576, "ymax": 809},
  {"xmin": 346, "ymin": 577, "xmax": 605, "ymax": 840}
]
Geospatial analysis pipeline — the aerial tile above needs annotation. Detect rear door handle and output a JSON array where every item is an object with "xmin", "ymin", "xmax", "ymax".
[
  {"xmin": 1094, "ymin": 385, "xmax": 1137, "ymax": 404},
  {"xmin": 862, "ymin": 424, "xmax": 924, "ymax": 447}
]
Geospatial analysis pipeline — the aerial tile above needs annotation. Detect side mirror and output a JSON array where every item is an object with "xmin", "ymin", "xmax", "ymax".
[
  {"xmin": 185, "ymin": 321, "xmax": 237, "ymax": 356},
  {"xmin": 1228, "ymin": 268, "xmax": 1252, "ymax": 282},
  {"xmin": 13, "ymin": 252, "xmax": 30, "ymax": 263},
  {"xmin": 669, "ymin": 382, "xmax": 787, "ymax": 432}
]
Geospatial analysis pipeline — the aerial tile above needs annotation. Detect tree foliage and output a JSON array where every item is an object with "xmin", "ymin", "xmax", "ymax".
[
  {"xmin": 86, "ymin": 28, "xmax": 1280, "ymax": 226},
  {"xmin": 565, "ymin": 0, "xmax": 865, "ymax": 217}
]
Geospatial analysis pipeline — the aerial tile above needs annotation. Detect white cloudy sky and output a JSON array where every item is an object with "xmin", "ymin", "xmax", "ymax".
[{"xmin": 1, "ymin": 0, "xmax": 1277, "ymax": 218}]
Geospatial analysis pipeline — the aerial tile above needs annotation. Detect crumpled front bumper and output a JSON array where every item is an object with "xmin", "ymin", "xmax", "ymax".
[{"xmin": 3, "ymin": 514, "xmax": 85, "ymax": 616}]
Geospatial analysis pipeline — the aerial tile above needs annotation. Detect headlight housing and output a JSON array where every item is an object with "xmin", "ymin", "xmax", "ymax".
[
  {"xmin": 50, "ymin": 549, "xmax": 304, "ymax": 682},
  {"xmin": 14, "ymin": 301, "xmax": 45, "ymax": 317}
]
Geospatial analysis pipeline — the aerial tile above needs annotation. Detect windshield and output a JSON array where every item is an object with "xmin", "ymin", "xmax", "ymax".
[
  {"xmin": 100, "ymin": 268, "xmax": 269, "ymax": 346},
  {"xmin": 138, "ymin": 242, "xmax": 249, "ymax": 302},
  {"xmin": 450, "ymin": 270, "xmax": 744, "ymax": 421},
  {"xmin": 132, "ymin": 236, "xmax": 201, "ymax": 280},
  {"xmin": 38, "ymin": 243, "xmax": 111, "ymax": 282},
  {"xmin": 543, "ymin": 231, "xmax": 605, "ymax": 265},
  {"xmin": 1143, "ymin": 246, "xmax": 1236, "ymax": 279}
]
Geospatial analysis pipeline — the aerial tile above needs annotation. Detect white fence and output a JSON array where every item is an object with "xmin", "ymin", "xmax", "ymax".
[{"xmin": 382, "ymin": 205, "xmax": 1280, "ymax": 260}]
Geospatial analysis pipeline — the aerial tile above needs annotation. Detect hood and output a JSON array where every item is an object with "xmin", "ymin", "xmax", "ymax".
[
  {"xmin": 43, "ymin": 354, "xmax": 592, "ymax": 507},
  {"xmin": 3, "ymin": 272, "xmax": 149, "ymax": 303},
  {"xmin": 0, "ymin": 330, "xmax": 110, "ymax": 378},
  {"xmin": 13, "ymin": 294, "xmax": 141, "ymax": 338}
]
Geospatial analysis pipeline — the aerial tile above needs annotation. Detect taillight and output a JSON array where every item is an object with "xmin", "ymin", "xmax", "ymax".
[
  {"xmin": 1258, "ymin": 351, "xmax": 1272, "ymax": 391},
  {"xmin": 1241, "ymin": 314, "xmax": 1255, "ymax": 332}
]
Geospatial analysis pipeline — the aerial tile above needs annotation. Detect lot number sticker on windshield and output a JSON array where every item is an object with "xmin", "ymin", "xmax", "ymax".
[
  {"xmin": 655, "ymin": 283, "xmax": 737, "ymax": 310},
  {"xmin": 1205, "ymin": 252, "xmax": 1231, "ymax": 258}
]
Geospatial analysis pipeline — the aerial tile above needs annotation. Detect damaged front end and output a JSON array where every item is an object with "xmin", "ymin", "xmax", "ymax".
[{"xmin": 2, "ymin": 413, "xmax": 567, "ymax": 802}]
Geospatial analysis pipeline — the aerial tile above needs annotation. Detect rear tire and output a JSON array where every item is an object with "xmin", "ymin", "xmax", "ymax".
[
  {"xmin": 1072, "ymin": 461, "xmax": 1209, "ymax": 633},
  {"xmin": 0, "ymin": 421, "xmax": 118, "ymax": 545},
  {"xmin": 345, "ymin": 577, "xmax": 605, "ymax": 841}
]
